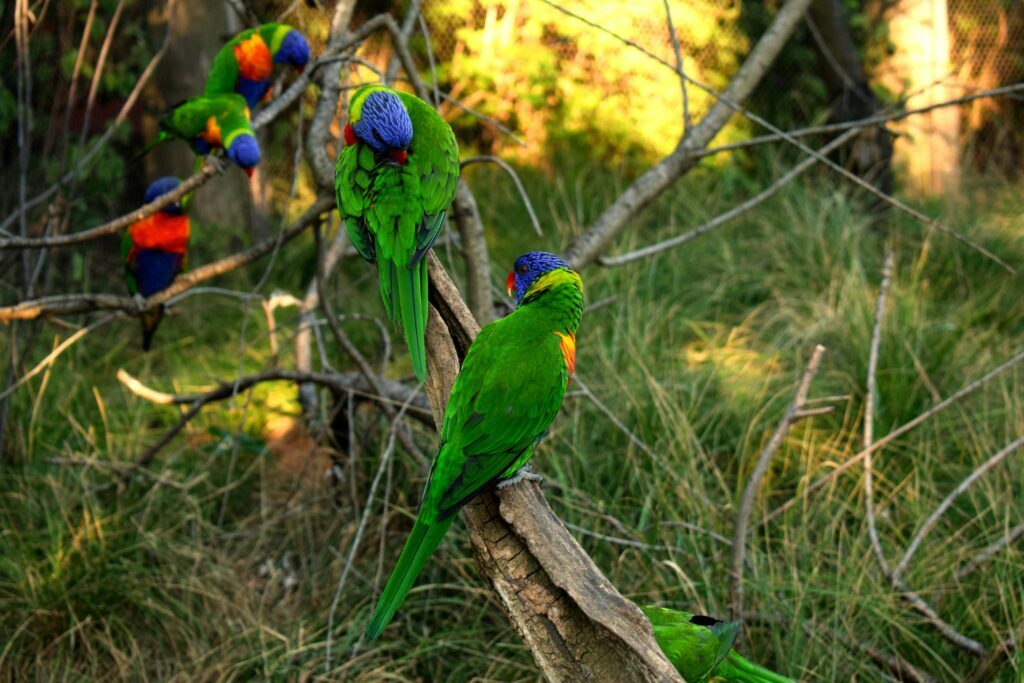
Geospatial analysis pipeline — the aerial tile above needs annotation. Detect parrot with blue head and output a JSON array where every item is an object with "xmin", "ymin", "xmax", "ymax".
[
  {"xmin": 205, "ymin": 23, "xmax": 311, "ymax": 107},
  {"xmin": 121, "ymin": 177, "xmax": 190, "ymax": 351},
  {"xmin": 139, "ymin": 94, "xmax": 261, "ymax": 176},
  {"xmin": 364, "ymin": 251, "xmax": 583, "ymax": 640},
  {"xmin": 335, "ymin": 84, "xmax": 459, "ymax": 382}
]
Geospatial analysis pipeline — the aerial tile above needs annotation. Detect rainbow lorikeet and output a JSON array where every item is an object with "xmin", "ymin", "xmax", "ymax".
[
  {"xmin": 141, "ymin": 94, "xmax": 261, "ymax": 175},
  {"xmin": 121, "ymin": 177, "xmax": 190, "ymax": 351},
  {"xmin": 640, "ymin": 606, "xmax": 794, "ymax": 683},
  {"xmin": 334, "ymin": 84, "xmax": 459, "ymax": 383},
  {"xmin": 365, "ymin": 252, "xmax": 583, "ymax": 640},
  {"xmin": 204, "ymin": 23, "xmax": 310, "ymax": 108}
]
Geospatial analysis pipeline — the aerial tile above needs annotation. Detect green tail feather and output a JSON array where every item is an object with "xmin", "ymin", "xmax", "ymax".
[
  {"xmin": 715, "ymin": 650, "xmax": 795, "ymax": 683},
  {"xmin": 379, "ymin": 257, "xmax": 429, "ymax": 383},
  {"xmin": 365, "ymin": 515, "xmax": 454, "ymax": 640},
  {"xmin": 140, "ymin": 305, "xmax": 164, "ymax": 352}
]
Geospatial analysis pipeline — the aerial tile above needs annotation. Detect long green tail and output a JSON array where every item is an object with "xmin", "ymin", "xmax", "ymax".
[
  {"xmin": 365, "ymin": 515, "xmax": 454, "ymax": 640},
  {"xmin": 715, "ymin": 649, "xmax": 795, "ymax": 683},
  {"xmin": 379, "ymin": 256, "xmax": 429, "ymax": 383}
]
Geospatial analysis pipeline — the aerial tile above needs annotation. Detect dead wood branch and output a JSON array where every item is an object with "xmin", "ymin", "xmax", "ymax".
[
  {"xmin": 600, "ymin": 127, "xmax": 859, "ymax": 266},
  {"xmin": 422, "ymin": 255, "xmax": 682, "ymax": 681},
  {"xmin": 559, "ymin": 0, "xmax": 815, "ymax": 269},
  {"xmin": 765, "ymin": 348, "xmax": 1024, "ymax": 525},
  {"xmin": 954, "ymin": 522, "xmax": 1024, "ymax": 582},
  {"xmin": 0, "ymin": 196, "xmax": 334, "ymax": 322},
  {"xmin": 730, "ymin": 344, "xmax": 829, "ymax": 622},
  {"xmin": 896, "ymin": 434, "xmax": 1024, "ymax": 579}
]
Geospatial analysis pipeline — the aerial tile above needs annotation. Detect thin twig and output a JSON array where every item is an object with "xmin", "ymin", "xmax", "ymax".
[
  {"xmin": 600, "ymin": 127, "xmax": 859, "ymax": 266},
  {"xmin": 730, "ymin": 345, "xmax": 827, "ymax": 622},
  {"xmin": 461, "ymin": 156, "xmax": 543, "ymax": 237},
  {"xmin": 896, "ymin": 435, "xmax": 1024, "ymax": 579},
  {"xmin": 693, "ymin": 82, "xmax": 1024, "ymax": 161},
  {"xmin": 765, "ymin": 348, "xmax": 1024, "ymax": 525},
  {"xmin": 661, "ymin": 0, "xmax": 690, "ymax": 132},
  {"xmin": 325, "ymin": 387, "xmax": 419, "ymax": 669},
  {"xmin": 954, "ymin": 522, "xmax": 1024, "ymax": 582},
  {"xmin": 0, "ymin": 10, "xmax": 175, "ymax": 236},
  {"xmin": 864, "ymin": 248, "xmax": 894, "ymax": 569},
  {"xmin": 0, "ymin": 316, "xmax": 113, "ymax": 402}
]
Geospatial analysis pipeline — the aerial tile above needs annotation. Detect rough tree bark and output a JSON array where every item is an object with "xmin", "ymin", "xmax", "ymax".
[{"xmin": 422, "ymin": 252, "xmax": 683, "ymax": 682}]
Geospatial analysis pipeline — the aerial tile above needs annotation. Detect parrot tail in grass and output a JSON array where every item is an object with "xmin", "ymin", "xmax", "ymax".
[
  {"xmin": 122, "ymin": 177, "xmax": 190, "ymax": 351},
  {"xmin": 364, "ymin": 252, "xmax": 583, "ymax": 639},
  {"xmin": 335, "ymin": 85, "xmax": 458, "ymax": 382},
  {"xmin": 640, "ymin": 606, "xmax": 795, "ymax": 683}
]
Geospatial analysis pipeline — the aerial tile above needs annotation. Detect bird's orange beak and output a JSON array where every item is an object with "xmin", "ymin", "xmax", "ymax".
[
  {"xmin": 506, "ymin": 271, "xmax": 516, "ymax": 297},
  {"xmin": 389, "ymin": 148, "xmax": 408, "ymax": 165},
  {"xmin": 244, "ymin": 167, "xmax": 255, "ymax": 177}
]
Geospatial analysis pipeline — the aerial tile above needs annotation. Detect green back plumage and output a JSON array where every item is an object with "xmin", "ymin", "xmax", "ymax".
[
  {"xmin": 334, "ymin": 85, "xmax": 459, "ymax": 382},
  {"xmin": 160, "ymin": 94, "xmax": 253, "ymax": 149},
  {"xmin": 204, "ymin": 23, "xmax": 293, "ymax": 97},
  {"xmin": 364, "ymin": 267, "xmax": 583, "ymax": 640},
  {"xmin": 640, "ymin": 606, "xmax": 794, "ymax": 683}
]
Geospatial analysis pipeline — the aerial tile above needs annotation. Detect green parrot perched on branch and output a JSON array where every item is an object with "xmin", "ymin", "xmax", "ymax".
[
  {"xmin": 365, "ymin": 252, "xmax": 583, "ymax": 640},
  {"xmin": 203, "ymin": 22, "xmax": 310, "ymax": 108},
  {"xmin": 334, "ymin": 84, "xmax": 459, "ymax": 382},
  {"xmin": 138, "ymin": 94, "xmax": 261, "ymax": 175},
  {"xmin": 640, "ymin": 606, "xmax": 795, "ymax": 682}
]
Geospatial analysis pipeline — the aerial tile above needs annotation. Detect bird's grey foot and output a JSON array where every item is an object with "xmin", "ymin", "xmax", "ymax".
[
  {"xmin": 496, "ymin": 464, "xmax": 543, "ymax": 489},
  {"xmin": 133, "ymin": 293, "xmax": 147, "ymax": 310},
  {"xmin": 206, "ymin": 155, "xmax": 227, "ymax": 173}
]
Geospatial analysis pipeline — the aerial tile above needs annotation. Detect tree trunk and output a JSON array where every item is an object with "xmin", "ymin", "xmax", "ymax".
[{"xmin": 881, "ymin": 0, "xmax": 960, "ymax": 195}]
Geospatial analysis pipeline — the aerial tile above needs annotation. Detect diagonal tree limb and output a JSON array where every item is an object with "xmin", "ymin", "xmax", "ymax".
[
  {"xmin": 560, "ymin": 0, "xmax": 816, "ymax": 269},
  {"xmin": 0, "ymin": 196, "xmax": 335, "ymax": 321}
]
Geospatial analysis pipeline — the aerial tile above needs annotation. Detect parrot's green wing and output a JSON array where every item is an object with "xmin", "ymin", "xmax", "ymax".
[
  {"xmin": 428, "ymin": 317, "xmax": 568, "ymax": 516},
  {"xmin": 396, "ymin": 91, "xmax": 459, "ymax": 265},
  {"xmin": 335, "ymin": 142, "xmax": 376, "ymax": 262},
  {"xmin": 204, "ymin": 29, "xmax": 249, "ymax": 97}
]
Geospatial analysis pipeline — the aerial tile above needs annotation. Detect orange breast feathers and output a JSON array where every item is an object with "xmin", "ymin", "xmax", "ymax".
[
  {"xmin": 128, "ymin": 213, "xmax": 190, "ymax": 254},
  {"xmin": 233, "ymin": 34, "xmax": 273, "ymax": 81},
  {"xmin": 201, "ymin": 116, "xmax": 222, "ymax": 147},
  {"xmin": 554, "ymin": 331, "xmax": 577, "ymax": 382}
]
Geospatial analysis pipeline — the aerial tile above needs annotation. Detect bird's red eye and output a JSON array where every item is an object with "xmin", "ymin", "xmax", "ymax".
[{"xmin": 516, "ymin": 264, "xmax": 529, "ymax": 275}]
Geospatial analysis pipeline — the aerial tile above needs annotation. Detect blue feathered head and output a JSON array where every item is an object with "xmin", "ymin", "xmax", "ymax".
[
  {"xmin": 145, "ymin": 176, "xmax": 184, "ymax": 215},
  {"xmin": 275, "ymin": 29, "xmax": 310, "ymax": 70},
  {"xmin": 227, "ymin": 134, "xmax": 261, "ymax": 175},
  {"xmin": 506, "ymin": 251, "xmax": 573, "ymax": 304},
  {"xmin": 352, "ymin": 89, "xmax": 413, "ymax": 163}
]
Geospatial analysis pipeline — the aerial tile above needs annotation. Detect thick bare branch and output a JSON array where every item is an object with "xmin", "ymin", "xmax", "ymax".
[
  {"xmin": 600, "ymin": 127, "xmax": 859, "ymax": 266},
  {"xmin": 0, "ymin": 196, "xmax": 334, "ymax": 321},
  {"xmin": 561, "ymin": 0, "xmax": 815, "ymax": 269}
]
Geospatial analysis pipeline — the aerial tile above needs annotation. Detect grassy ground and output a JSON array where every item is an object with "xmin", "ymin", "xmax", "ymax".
[{"xmin": 1, "ymin": 159, "xmax": 1022, "ymax": 681}]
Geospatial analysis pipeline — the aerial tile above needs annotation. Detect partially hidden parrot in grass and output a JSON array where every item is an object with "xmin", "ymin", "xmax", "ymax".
[
  {"xmin": 640, "ymin": 606, "xmax": 795, "ymax": 683},
  {"xmin": 204, "ymin": 23, "xmax": 310, "ymax": 108},
  {"xmin": 121, "ymin": 177, "xmax": 190, "ymax": 351},
  {"xmin": 140, "ymin": 94, "xmax": 261, "ymax": 176},
  {"xmin": 334, "ymin": 84, "xmax": 459, "ymax": 383},
  {"xmin": 365, "ymin": 252, "xmax": 583, "ymax": 640}
]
